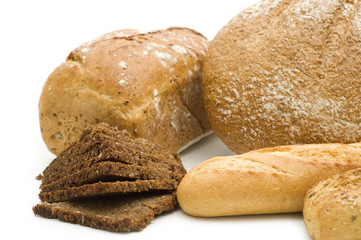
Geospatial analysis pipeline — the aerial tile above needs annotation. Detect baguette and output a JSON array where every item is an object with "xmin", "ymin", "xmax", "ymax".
[
  {"xmin": 39, "ymin": 27, "xmax": 211, "ymax": 155},
  {"xmin": 303, "ymin": 168, "xmax": 361, "ymax": 240},
  {"xmin": 177, "ymin": 143, "xmax": 361, "ymax": 217}
]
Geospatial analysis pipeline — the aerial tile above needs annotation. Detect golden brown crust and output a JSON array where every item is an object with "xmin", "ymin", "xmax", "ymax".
[
  {"xmin": 303, "ymin": 168, "xmax": 361, "ymax": 240},
  {"xmin": 39, "ymin": 27, "xmax": 210, "ymax": 155},
  {"xmin": 177, "ymin": 142, "xmax": 361, "ymax": 217},
  {"xmin": 203, "ymin": 0, "xmax": 361, "ymax": 154}
]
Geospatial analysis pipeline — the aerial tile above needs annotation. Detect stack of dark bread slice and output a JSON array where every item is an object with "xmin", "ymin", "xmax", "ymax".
[{"xmin": 33, "ymin": 123, "xmax": 186, "ymax": 231}]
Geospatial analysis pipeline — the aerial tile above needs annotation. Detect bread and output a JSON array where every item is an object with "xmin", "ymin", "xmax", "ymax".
[
  {"xmin": 177, "ymin": 142, "xmax": 361, "ymax": 217},
  {"xmin": 41, "ymin": 161, "xmax": 178, "ymax": 192},
  {"xmin": 38, "ymin": 123, "xmax": 186, "ymax": 202},
  {"xmin": 39, "ymin": 27, "xmax": 211, "ymax": 156},
  {"xmin": 40, "ymin": 123, "xmax": 185, "ymax": 187},
  {"xmin": 202, "ymin": 0, "xmax": 361, "ymax": 154},
  {"xmin": 40, "ymin": 180, "xmax": 176, "ymax": 203},
  {"xmin": 303, "ymin": 168, "xmax": 361, "ymax": 240},
  {"xmin": 34, "ymin": 124, "xmax": 185, "ymax": 231},
  {"xmin": 33, "ymin": 192, "xmax": 177, "ymax": 232}
]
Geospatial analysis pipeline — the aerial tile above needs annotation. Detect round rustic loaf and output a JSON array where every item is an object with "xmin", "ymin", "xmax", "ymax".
[
  {"xmin": 203, "ymin": 0, "xmax": 361, "ymax": 154},
  {"xmin": 39, "ymin": 27, "xmax": 210, "ymax": 155},
  {"xmin": 304, "ymin": 168, "xmax": 361, "ymax": 240}
]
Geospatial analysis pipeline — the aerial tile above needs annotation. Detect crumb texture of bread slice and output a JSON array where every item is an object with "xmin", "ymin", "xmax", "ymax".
[
  {"xmin": 34, "ymin": 123, "xmax": 186, "ymax": 231},
  {"xmin": 38, "ymin": 123, "xmax": 186, "ymax": 202},
  {"xmin": 39, "ymin": 180, "xmax": 177, "ymax": 203},
  {"xmin": 33, "ymin": 192, "xmax": 177, "ymax": 232}
]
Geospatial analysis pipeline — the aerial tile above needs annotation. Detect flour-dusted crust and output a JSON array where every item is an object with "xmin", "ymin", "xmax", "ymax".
[
  {"xmin": 304, "ymin": 168, "xmax": 361, "ymax": 240},
  {"xmin": 177, "ymin": 142, "xmax": 361, "ymax": 217},
  {"xmin": 39, "ymin": 27, "xmax": 210, "ymax": 155},
  {"xmin": 203, "ymin": 0, "xmax": 361, "ymax": 154}
]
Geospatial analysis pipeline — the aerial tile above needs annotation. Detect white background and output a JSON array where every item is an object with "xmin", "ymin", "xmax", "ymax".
[{"xmin": 1, "ymin": 0, "xmax": 310, "ymax": 239}]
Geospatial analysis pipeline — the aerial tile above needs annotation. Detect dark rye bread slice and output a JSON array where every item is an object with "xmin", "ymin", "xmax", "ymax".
[
  {"xmin": 41, "ymin": 161, "xmax": 175, "ymax": 192},
  {"xmin": 38, "ymin": 123, "xmax": 186, "ymax": 202},
  {"xmin": 40, "ymin": 123, "xmax": 185, "ymax": 186},
  {"xmin": 39, "ymin": 179, "xmax": 177, "ymax": 203},
  {"xmin": 33, "ymin": 192, "xmax": 177, "ymax": 232},
  {"xmin": 41, "ymin": 141, "xmax": 177, "ymax": 184}
]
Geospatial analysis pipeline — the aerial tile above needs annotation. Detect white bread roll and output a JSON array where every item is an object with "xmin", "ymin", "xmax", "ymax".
[
  {"xmin": 304, "ymin": 168, "xmax": 361, "ymax": 240},
  {"xmin": 39, "ymin": 27, "xmax": 211, "ymax": 155},
  {"xmin": 203, "ymin": 0, "xmax": 361, "ymax": 154},
  {"xmin": 177, "ymin": 143, "xmax": 361, "ymax": 217}
]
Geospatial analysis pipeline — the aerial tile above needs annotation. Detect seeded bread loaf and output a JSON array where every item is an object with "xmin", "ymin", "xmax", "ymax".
[
  {"xmin": 177, "ymin": 142, "xmax": 361, "ymax": 217},
  {"xmin": 39, "ymin": 27, "xmax": 210, "ymax": 155},
  {"xmin": 203, "ymin": 0, "xmax": 361, "ymax": 154},
  {"xmin": 304, "ymin": 168, "xmax": 361, "ymax": 240}
]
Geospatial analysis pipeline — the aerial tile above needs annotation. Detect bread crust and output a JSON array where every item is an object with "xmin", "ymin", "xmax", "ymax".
[
  {"xmin": 177, "ymin": 142, "xmax": 361, "ymax": 217},
  {"xmin": 303, "ymin": 168, "xmax": 361, "ymax": 240},
  {"xmin": 203, "ymin": 0, "xmax": 361, "ymax": 153},
  {"xmin": 39, "ymin": 27, "xmax": 210, "ymax": 155}
]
